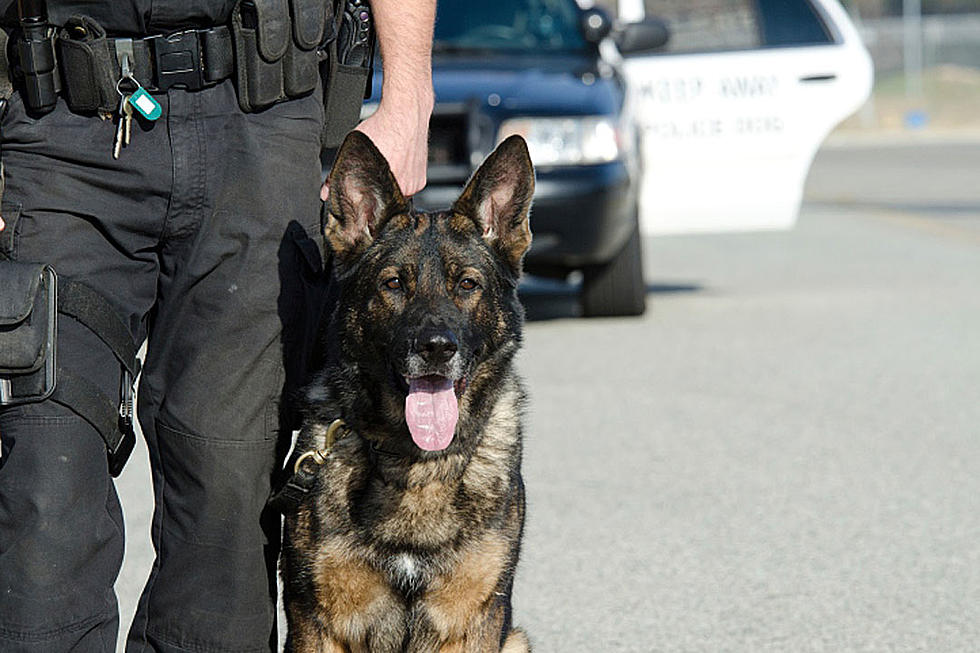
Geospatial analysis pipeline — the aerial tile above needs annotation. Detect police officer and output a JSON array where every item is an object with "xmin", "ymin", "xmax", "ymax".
[{"xmin": 0, "ymin": 0, "xmax": 434, "ymax": 650}]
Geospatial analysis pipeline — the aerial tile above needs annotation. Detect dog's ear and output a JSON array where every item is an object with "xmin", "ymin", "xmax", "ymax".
[
  {"xmin": 325, "ymin": 130, "xmax": 409, "ymax": 259},
  {"xmin": 452, "ymin": 135, "xmax": 535, "ymax": 272}
]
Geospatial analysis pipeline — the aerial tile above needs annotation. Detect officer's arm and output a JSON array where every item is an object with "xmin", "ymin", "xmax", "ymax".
[{"xmin": 345, "ymin": 0, "xmax": 435, "ymax": 198}]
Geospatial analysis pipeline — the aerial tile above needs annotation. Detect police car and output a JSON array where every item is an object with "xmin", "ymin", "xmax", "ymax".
[
  {"xmin": 365, "ymin": 0, "xmax": 871, "ymax": 316},
  {"xmin": 616, "ymin": 0, "xmax": 872, "ymax": 234}
]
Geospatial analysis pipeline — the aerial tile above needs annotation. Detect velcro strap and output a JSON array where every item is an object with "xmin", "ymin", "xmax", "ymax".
[
  {"xmin": 58, "ymin": 278, "xmax": 138, "ymax": 377},
  {"xmin": 50, "ymin": 368, "xmax": 123, "ymax": 453}
]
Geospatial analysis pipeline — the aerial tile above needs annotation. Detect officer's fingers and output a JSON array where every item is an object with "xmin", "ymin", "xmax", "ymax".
[
  {"xmin": 0, "ymin": 215, "xmax": 5, "ymax": 232},
  {"xmin": 356, "ymin": 110, "xmax": 429, "ymax": 198},
  {"xmin": 320, "ymin": 181, "xmax": 330, "ymax": 202}
]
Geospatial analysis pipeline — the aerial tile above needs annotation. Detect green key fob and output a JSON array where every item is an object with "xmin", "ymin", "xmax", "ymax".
[{"xmin": 128, "ymin": 88, "xmax": 162, "ymax": 121}]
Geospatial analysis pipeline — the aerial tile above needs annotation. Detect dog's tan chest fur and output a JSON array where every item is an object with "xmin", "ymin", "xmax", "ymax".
[{"xmin": 305, "ymin": 531, "xmax": 518, "ymax": 652}]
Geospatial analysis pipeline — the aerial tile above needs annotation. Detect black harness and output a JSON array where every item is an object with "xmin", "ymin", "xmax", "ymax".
[{"xmin": 269, "ymin": 418, "xmax": 349, "ymax": 514}]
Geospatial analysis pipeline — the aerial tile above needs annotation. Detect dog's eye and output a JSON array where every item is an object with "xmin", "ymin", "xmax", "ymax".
[
  {"xmin": 459, "ymin": 278, "xmax": 480, "ymax": 291},
  {"xmin": 383, "ymin": 277, "xmax": 402, "ymax": 291}
]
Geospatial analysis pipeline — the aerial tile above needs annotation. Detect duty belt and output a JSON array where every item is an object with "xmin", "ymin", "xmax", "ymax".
[
  {"xmin": 118, "ymin": 26, "xmax": 235, "ymax": 92},
  {"xmin": 57, "ymin": 24, "xmax": 235, "ymax": 102}
]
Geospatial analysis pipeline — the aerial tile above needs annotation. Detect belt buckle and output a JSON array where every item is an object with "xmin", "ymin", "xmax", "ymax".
[{"xmin": 149, "ymin": 30, "xmax": 206, "ymax": 91}]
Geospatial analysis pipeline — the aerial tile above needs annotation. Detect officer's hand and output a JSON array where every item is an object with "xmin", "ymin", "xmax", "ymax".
[
  {"xmin": 319, "ymin": 98, "xmax": 432, "ymax": 201},
  {"xmin": 0, "ymin": 216, "xmax": 5, "ymax": 231}
]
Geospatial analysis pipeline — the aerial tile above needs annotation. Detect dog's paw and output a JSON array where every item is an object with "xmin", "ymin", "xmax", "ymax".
[{"xmin": 501, "ymin": 628, "xmax": 531, "ymax": 652}]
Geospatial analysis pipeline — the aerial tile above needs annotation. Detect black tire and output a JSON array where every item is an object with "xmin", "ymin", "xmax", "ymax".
[{"xmin": 580, "ymin": 219, "xmax": 646, "ymax": 317}]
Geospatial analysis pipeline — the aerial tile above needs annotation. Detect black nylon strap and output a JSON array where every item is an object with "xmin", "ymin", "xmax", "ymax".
[
  {"xmin": 268, "ymin": 469, "xmax": 318, "ymax": 514},
  {"xmin": 58, "ymin": 278, "xmax": 138, "ymax": 377},
  {"xmin": 50, "ymin": 367, "xmax": 124, "ymax": 454}
]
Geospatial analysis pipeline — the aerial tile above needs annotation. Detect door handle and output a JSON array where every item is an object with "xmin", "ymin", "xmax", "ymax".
[{"xmin": 799, "ymin": 74, "xmax": 838, "ymax": 83}]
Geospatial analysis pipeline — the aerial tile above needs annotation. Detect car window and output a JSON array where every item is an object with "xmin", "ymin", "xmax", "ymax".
[
  {"xmin": 756, "ymin": 0, "xmax": 832, "ymax": 46},
  {"xmin": 641, "ymin": 0, "xmax": 832, "ymax": 53},
  {"xmin": 643, "ymin": 0, "xmax": 762, "ymax": 53},
  {"xmin": 434, "ymin": 0, "xmax": 586, "ymax": 53}
]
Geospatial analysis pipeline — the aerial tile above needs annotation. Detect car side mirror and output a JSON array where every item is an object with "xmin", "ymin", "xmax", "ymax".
[
  {"xmin": 580, "ymin": 7, "xmax": 613, "ymax": 43},
  {"xmin": 615, "ymin": 18, "xmax": 670, "ymax": 55}
]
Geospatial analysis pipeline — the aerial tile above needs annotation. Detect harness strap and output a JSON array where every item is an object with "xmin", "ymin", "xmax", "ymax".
[{"xmin": 269, "ymin": 418, "xmax": 348, "ymax": 514}]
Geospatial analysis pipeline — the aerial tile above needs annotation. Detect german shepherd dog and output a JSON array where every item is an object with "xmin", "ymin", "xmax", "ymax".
[{"xmin": 280, "ymin": 130, "xmax": 534, "ymax": 652}]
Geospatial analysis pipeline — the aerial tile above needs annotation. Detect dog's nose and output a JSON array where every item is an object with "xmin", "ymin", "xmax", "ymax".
[{"xmin": 417, "ymin": 328, "xmax": 459, "ymax": 366}]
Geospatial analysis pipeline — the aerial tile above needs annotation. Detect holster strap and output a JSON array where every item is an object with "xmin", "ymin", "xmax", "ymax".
[
  {"xmin": 58, "ymin": 278, "xmax": 139, "ymax": 377},
  {"xmin": 54, "ymin": 278, "xmax": 139, "ymax": 476},
  {"xmin": 50, "ymin": 367, "xmax": 123, "ymax": 453}
]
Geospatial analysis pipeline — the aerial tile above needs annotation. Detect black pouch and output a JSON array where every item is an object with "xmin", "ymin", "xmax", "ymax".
[
  {"xmin": 320, "ymin": 0, "xmax": 373, "ymax": 148},
  {"xmin": 56, "ymin": 16, "xmax": 118, "ymax": 113},
  {"xmin": 0, "ymin": 261, "xmax": 57, "ymax": 406},
  {"xmin": 284, "ymin": 0, "xmax": 326, "ymax": 97},
  {"xmin": 320, "ymin": 53, "xmax": 369, "ymax": 147},
  {"xmin": 231, "ymin": 0, "xmax": 324, "ymax": 112}
]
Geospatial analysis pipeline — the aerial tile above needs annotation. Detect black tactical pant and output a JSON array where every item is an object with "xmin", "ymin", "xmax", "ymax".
[{"xmin": 0, "ymin": 81, "xmax": 327, "ymax": 651}]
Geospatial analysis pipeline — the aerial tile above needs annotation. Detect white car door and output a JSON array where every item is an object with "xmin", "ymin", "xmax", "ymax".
[{"xmin": 618, "ymin": 0, "xmax": 872, "ymax": 234}]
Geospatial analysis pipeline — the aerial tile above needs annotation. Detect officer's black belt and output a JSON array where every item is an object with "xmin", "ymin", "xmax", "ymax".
[
  {"xmin": 54, "ymin": 20, "xmax": 235, "ymax": 113},
  {"xmin": 112, "ymin": 26, "xmax": 235, "ymax": 92}
]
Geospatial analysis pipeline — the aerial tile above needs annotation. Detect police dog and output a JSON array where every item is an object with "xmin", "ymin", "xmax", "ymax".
[{"xmin": 281, "ymin": 130, "xmax": 533, "ymax": 652}]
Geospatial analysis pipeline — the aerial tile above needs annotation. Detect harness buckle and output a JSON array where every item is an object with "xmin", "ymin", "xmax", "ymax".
[{"xmin": 148, "ymin": 30, "xmax": 206, "ymax": 91}]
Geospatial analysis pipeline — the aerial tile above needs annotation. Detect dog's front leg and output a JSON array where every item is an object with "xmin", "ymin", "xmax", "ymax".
[
  {"xmin": 284, "ymin": 621, "xmax": 348, "ymax": 653},
  {"xmin": 407, "ymin": 599, "xmax": 528, "ymax": 653}
]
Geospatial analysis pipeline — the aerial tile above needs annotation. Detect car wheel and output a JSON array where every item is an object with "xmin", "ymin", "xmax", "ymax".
[{"xmin": 580, "ymin": 218, "xmax": 646, "ymax": 317}]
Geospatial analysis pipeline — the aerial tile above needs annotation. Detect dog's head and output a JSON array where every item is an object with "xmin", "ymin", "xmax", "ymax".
[{"xmin": 323, "ymin": 130, "xmax": 534, "ymax": 453}]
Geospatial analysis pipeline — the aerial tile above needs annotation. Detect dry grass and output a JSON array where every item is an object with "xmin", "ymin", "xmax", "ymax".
[{"xmin": 839, "ymin": 64, "xmax": 980, "ymax": 131}]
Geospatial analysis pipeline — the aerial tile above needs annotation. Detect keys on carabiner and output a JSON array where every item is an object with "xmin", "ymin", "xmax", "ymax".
[
  {"xmin": 111, "ymin": 44, "xmax": 162, "ymax": 159},
  {"xmin": 123, "ymin": 95, "xmax": 134, "ymax": 146},
  {"xmin": 113, "ymin": 47, "xmax": 138, "ymax": 160},
  {"xmin": 113, "ymin": 91, "xmax": 129, "ymax": 160}
]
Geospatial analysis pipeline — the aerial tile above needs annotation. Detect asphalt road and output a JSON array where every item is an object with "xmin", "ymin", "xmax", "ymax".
[{"xmin": 115, "ymin": 140, "xmax": 980, "ymax": 652}]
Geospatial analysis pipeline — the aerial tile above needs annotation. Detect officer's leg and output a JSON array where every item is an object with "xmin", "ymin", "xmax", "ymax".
[
  {"xmin": 0, "ymin": 91, "xmax": 168, "ymax": 652},
  {"xmin": 0, "ymin": 322, "xmax": 124, "ymax": 652},
  {"xmin": 126, "ymin": 82, "xmax": 323, "ymax": 653}
]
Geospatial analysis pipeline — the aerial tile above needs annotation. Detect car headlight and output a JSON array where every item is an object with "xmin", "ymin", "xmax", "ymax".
[{"xmin": 497, "ymin": 116, "xmax": 622, "ymax": 166}]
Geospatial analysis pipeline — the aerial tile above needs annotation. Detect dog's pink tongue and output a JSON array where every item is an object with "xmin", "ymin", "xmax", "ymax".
[{"xmin": 405, "ymin": 377, "xmax": 458, "ymax": 451}]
